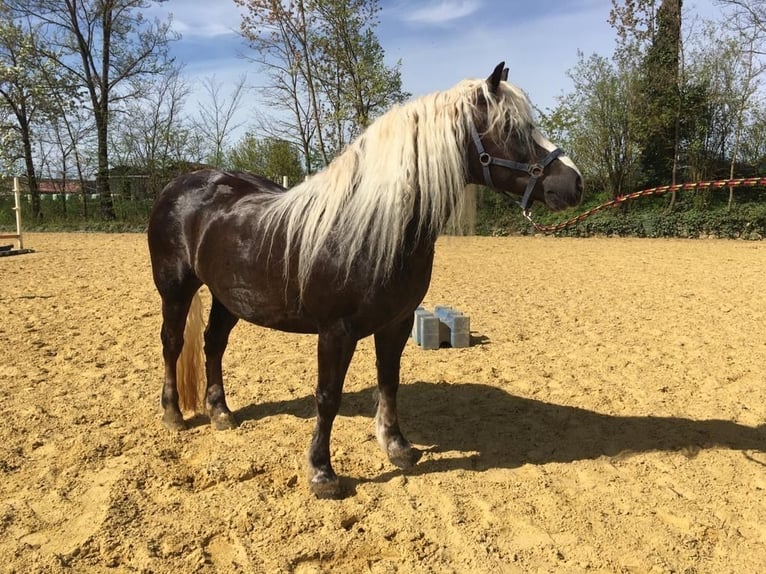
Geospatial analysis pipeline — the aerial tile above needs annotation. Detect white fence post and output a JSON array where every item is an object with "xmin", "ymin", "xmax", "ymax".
[
  {"xmin": 13, "ymin": 176, "xmax": 23, "ymax": 250},
  {"xmin": 0, "ymin": 176, "xmax": 24, "ymax": 250}
]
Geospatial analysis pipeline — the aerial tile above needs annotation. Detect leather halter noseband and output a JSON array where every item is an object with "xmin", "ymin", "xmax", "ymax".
[{"xmin": 469, "ymin": 118, "xmax": 564, "ymax": 214}]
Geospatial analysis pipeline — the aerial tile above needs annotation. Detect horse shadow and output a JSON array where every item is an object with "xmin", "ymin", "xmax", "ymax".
[
  {"xmin": 469, "ymin": 333, "xmax": 491, "ymax": 347},
  {"xmin": 234, "ymin": 380, "xmax": 766, "ymax": 479}
]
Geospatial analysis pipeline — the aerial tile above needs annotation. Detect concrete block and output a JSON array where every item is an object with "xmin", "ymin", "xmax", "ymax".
[
  {"xmin": 412, "ymin": 305, "xmax": 471, "ymax": 349},
  {"xmin": 449, "ymin": 314, "xmax": 470, "ymax": 348},
  {"xmin": 412, "ymin": 307, "xmax": 431, "ymax": 343},
  {"xmin": 417, "ymin": 313, "xmax": 440, "ymax": 350}
]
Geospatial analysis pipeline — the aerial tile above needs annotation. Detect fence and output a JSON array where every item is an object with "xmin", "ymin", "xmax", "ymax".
[{"xmin": 0, "ymin": 177, "xmax": 26, "ymax": 251}]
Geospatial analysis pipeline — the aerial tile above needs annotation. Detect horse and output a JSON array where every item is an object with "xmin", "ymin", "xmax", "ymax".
[{"xmin": 147, "ymin": 62, "xmax": 583, "ymax": 498}]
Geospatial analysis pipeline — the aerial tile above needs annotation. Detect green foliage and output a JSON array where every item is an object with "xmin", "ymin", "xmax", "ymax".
[
  {"xmin": 4, "ymin": 178, "xmax": 766, "ymax": 238},
  {"xmin": 636, "ymin": 0, "xmax": 681, "ymax": 186},
  {"xmin": 237, "ymin": 0, "xmax": 407, "ymax": 166},
  {"xmin": 226, "ymin": 134, "xmax": 305, "ymax": 186},
  {"xmin": 0, "ymin": 0, "xmax": 764, "ymax": 240},
  {"xmin": 546, "ymin": 0, "xmax": 766, "ymax": 221},
  {"xmin": 473, "ymin": 185, "xmax": 766, "ymax": 240},
  {"xmin": 310, "ymin": 0, "xmax": 409, "ymax": 153},
  {"xmin": 550, "ymin": 52, "xmax": 641, "ymax": 198},
  {"xmin": 549, "ymin": 204, "xmax": 766, "ymax": 240},
  {"xmin": 3, "ymin": 0, "xmax": 178, "ymax": 221},
  {"xmin": 0, "ymin": 193, "xmax": 151, "ymax": 232}
]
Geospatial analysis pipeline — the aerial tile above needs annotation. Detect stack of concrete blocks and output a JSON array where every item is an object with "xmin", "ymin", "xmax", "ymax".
[{"xmin": 411, "ymin": 306, "xmax": 470, "ymax": 349}]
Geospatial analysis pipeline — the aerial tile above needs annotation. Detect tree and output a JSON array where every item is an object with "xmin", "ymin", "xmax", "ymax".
[
  {"xmin": 556, "ymin": 52, "xmax": 641, "ymax": 199},
  {"xmin": 739, "ymin": 104, "xmax": 766, "ymax": 173},
  {"xmin": 724, "ymin": 36, "xmax": 764, "ymax": 208},
  {"xmin": 310, "ymin": 0, "xmax": 408, "ymax": 155},
  {"xmin": 194, "ymin": 75, "xmax": 248, "ymax": 168},
  {"xmin": 610, "ymin": 0, "xmax": 682, "ymax": 193},
  {"xmin": 110, "ymin": 66, "xmax": 204, "ymax": 199},
  {"xmin": 717, "ymin": 1, "xmax": 766, "ymax": 45},
  {"xmin": 226, "ymin": 133, "xmax": 304, "ymax": 185},
  {"xmin": 7, "ymin": 0, "xmax": 178, "ymax": 219},
  {"xmin": 40, "ymin": 101, "xmax": 95, "ymax": 217},
  {"xmin": 0, "ymin": 7, "xmax": 69, "ymax": 220},
  {"xmin": 717, "ymin": 0, "xmax": 766, "ymax": 208},
  {"xmin": 681, "ymin": 20, "xmax": 766, "ymax": 191},
  {"xmin": 639, "ymin": 0, "xmax": 682, "ymax": 189},
  {"xmin": 237, "ymin": 0, "xmax": 407, "ymax": 169},
  {"xmin": 113, "ymin": 66, "xmax": 197, "ymax": 169},
  {"xmin": 0, "ymin": 106, "xmax": 16, "ymax": 176},
  {"xmin": 238, "ymin": 0, "xmax": 326, "ymax": 170}
]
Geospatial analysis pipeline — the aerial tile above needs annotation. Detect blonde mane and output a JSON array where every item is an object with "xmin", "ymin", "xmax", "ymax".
[{"xmin": 258, "ymin": 78, "xmax": 536, "ymax": 292}]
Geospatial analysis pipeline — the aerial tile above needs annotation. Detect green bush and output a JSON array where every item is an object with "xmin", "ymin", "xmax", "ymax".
[
  {"xmin": 0, "ymin": 195, "xmax": 152, "ymax": 233},
  {"xmin": 475, "ymin": 186, "xmax": 766, "ymax": 240},
  {"xmin": 3, "ymin": 185, "xmax": 766, "ymax": 239}
]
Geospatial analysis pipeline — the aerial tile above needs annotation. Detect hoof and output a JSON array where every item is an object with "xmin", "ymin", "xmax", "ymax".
[
  {"xmin": 210, "ymin": 411, "xmax": 238, "ymax": 431},
  {"xmin": 388, "ymin": 445, "xmax": 422, "ymax": 469},
  {"xmin": 162, "ymin": 411, "xmax": 187, "ymax": 431},
  {"xmin": 309, "ymin": 473, "xmax": 342, "ymax": 499}
]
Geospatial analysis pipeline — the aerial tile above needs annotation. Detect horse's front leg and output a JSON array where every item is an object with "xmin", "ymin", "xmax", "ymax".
[
  {"xmin": 308, "ymin": 323, "xmax": 357, "ymax": 498},
  {"xmin": 374, "ymin": 315, "xmax": 422, "ymax": 469}
]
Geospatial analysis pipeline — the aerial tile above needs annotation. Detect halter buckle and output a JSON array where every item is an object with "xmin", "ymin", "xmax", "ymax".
[
  {"xmin": 479, "ymin": 153, "xmax": 492, "ymax": 167},
  {"xmin": 528, "ymin": 164, "xmax": 544, "ymax": 178}
]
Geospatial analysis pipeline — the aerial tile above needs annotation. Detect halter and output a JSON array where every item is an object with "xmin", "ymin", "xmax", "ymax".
[{"xmin": 469, "ymin": 117, "xmax": 564, "ymax": 215}]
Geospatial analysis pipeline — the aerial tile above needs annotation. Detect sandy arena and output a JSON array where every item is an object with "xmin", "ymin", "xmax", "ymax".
[{"xmin": 1, "ymin": 232, "xmax": 764, "ymax": 573}]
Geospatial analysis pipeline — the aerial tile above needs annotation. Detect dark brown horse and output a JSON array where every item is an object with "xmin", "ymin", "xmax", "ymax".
[{"xmin": 147, "ymin": 63, "xmax": 583, "ymax": 498}]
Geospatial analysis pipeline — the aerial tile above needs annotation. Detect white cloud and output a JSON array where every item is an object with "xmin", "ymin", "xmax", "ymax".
[
  {"xmin": 170, "ymin": 20, "xmax": 236, "ymax": 38},
  {"xmin": 405, "ymin": 0, "xmax": 481, "ymax": 25},
  {"xmin": 146, "ymin": 0, "xmax": 244, "ymax": 39}
]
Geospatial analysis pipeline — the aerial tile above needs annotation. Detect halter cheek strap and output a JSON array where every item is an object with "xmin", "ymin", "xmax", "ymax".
[{"xmin": 469, "ymin": 119, "xmax": 564, "ymax": 213}]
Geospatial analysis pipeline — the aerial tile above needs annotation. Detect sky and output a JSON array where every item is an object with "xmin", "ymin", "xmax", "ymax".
[{"xmin": 145, "ymin": 0, "xmax": 724, "ymax": 137}]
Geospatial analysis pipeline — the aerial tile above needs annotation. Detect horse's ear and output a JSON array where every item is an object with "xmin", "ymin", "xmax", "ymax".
[
  {"xmin": 487, "ymin": 61, "xmax": 506, "ymax": 94},
  {"xmin": 501, "ymin": 67, "xmax": 509, "ymax": 81}
]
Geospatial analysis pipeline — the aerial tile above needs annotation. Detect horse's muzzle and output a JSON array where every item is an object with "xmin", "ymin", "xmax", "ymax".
[{"xmin": 543, "ymin": 172, "xmax": 584, "ymax": 211}]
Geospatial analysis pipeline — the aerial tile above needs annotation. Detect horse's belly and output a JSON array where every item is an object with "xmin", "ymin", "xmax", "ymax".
[{"xmin": 215, "ymin": 286, "xmax": 319, "ymax": 334}]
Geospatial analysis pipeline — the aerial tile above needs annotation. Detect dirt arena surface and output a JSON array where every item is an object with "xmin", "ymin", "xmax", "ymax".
[{"xmin": 1, "ymin": 232, "xmax": 765, "ymax": 573}]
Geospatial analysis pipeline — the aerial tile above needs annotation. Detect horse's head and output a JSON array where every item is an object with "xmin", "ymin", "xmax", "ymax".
[{"xmin": 466, "ymin": 62, "xmax": 583, "ymax": 212}]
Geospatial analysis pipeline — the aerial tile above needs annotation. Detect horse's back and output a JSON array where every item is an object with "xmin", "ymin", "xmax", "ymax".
[
  {"xmin": 150, "ymin": 168, "xmax": 283, "ymax": 235},
  {"xmin": 153, "ymin": 168, "xmax": 282, "ymax": 213},
  {"xmin": 147, "ymin": 169, "xmax": 284, "ymax": 289}
]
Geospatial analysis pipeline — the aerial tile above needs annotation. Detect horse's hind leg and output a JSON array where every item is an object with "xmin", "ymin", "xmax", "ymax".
[
  {"xmin": 159, "ymin": 283, "xmax": 200, "ymax": 430},
  {"xmin": 204, "ymin": 297, "xmax": 239, "ymax": 430},
  {"xmin": 374, "ymin": 315, "xmax": 422, "ymax": 468}
]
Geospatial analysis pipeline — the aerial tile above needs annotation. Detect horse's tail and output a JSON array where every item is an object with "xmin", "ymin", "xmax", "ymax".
[{"xmin": 176, "ymin": 290, "xmax": 206, "ymax": 414}]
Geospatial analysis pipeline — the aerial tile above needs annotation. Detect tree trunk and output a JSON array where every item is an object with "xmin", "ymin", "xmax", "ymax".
[
  {"xmin": 96, "ymin": 5, "xmax": 115, "ymax": 220},
  {"xmin": 95, "ymin": 109, "xmax": 115, "ymax": 219},
  {"xmin": 296, "ymin": 0, "xmax": 329, "ymax": 165},
  {"xmin": 727, "ymin": 38, "xmax": 757, "ymax": 212},
  {"xmin": 666, "ymin": 98, "xmax": 681, "ymax": 213},
  {"xmin": 20, "ymin": 119, "xmax": 41, "ymax": 221}
]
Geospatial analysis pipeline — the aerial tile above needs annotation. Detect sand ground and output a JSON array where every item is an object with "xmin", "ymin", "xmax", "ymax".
[{"xmin": 0, "ymin": 232, "xmax": 764, "ymax": 573}]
